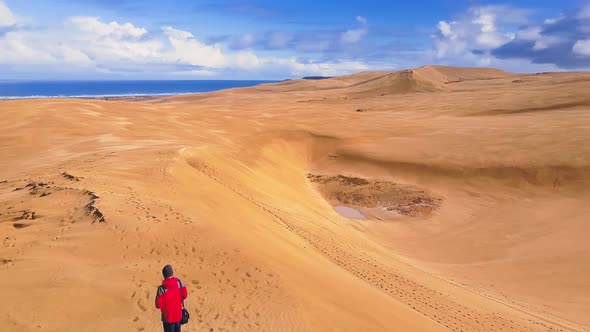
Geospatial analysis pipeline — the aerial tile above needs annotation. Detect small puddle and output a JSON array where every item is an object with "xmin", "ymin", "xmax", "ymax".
[{"xmin": 334, "ymin": 206, "xmax": 367, "ymax": 219}]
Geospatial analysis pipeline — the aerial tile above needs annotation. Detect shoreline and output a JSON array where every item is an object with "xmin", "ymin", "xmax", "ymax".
[
  {"xmin": 0, "ymin": 92, "xmax": 195, "ymax": 101},
  {"xmin": 0, "ymin": 80, "xmax": 279, "ymax": 101}
]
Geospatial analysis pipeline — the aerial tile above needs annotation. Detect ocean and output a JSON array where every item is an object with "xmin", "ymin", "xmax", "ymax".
[{"xmin": 0, "ymin": 80, "xmax": 277, "ymax": 99}]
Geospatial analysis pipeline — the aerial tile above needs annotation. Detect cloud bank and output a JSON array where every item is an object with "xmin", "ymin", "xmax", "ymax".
[
  {"xmin": 492, "ymin": 4, "xmax": 590, "ymax": 69},
  {"xmin": 1, "ymin": 1, "xmax": 590, "ymax": 79},
  {"xmin": 0, "ymin": 1, "xmax": 371, "ymax": 78},
  {"xmin": 431, "ymin": 4, "xmax": 590, "ymax": 71}
]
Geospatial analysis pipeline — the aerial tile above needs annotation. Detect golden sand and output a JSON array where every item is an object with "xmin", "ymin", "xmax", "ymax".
[{"xmin": 1, "ymin": 66, "xmax": 589, "ymax": 331}]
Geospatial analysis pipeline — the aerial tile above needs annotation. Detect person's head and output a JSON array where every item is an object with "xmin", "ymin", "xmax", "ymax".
[{"xmin": 162, "ymin": 264, "xmax": 174, "ymax": 279}]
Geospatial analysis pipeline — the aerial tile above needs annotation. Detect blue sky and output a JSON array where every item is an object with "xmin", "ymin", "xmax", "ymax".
[{"xmin": 1, "ymin": 0, "xmax": 589, "ymax": 79}]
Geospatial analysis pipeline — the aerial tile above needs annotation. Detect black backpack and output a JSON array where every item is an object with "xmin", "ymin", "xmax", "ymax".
[{"xmin": 178, "ymin": 279, "xmax": 190, "ymax": 325}]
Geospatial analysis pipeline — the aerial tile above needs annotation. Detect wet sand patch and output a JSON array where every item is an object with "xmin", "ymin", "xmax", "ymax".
[
  {"xmin": 307, "ymin": 174, "xmax": 441, "ymax": 220},
  {"xmin": 334, "ymin": 206, "xmax": 367, "ymax": 219}
]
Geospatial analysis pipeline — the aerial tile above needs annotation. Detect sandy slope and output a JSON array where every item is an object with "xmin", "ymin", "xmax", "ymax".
[{"xmin": 1, "ymin": 66, "xmax": 589, "ymax": 332}]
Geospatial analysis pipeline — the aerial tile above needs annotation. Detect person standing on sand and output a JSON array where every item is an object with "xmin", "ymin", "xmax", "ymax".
[{"xmin": 155, "ymin": 265, "xmax": 188, "ymax": 332}]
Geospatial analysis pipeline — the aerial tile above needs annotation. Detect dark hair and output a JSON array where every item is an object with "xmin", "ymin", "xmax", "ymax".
[{"xmin": 162, "ymin": 264, "xmax": 174, "ymax": 279}]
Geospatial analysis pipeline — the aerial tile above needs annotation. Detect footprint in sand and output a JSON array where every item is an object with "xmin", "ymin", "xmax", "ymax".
[{"xmin": 136, "ymin": 302, "xmax": 147, "ymax": 312}]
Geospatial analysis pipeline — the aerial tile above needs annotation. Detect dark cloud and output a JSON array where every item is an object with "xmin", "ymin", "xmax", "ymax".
[
  {"xmin": 492, "ymin": 9, "xmax": 590, "ymax": 68},
  {"xmin": 493, "ymin": 40, "xmax": 590, "ymax": 68}
]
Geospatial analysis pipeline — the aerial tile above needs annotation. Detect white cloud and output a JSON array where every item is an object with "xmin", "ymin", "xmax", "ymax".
[
  {"xmin": 516, "ymin": 26, "xmax": 541, "ymax": 41},
  {"xmin": 513, "ymin": 25, "xmax": 562, "ymax": 50},
  {"xmin": 532, "ymin": 35, "xmax": 561, "ymax": 50},
  {"xmin": 160, "ymin": 27, "xmax": 266, "ymax": 70},
  {"xmin": 437, "ymin": 21, "xmax": 454, "ymax": 38},
  {"xmin": 0, "ymin": 0, "xmax": 18, "ymax": 28},
  {"xmin": 341, "ymin": 16, "xmax": 368, "ymax": 44},
  {"xmin": 433, "ymin": 6, "xmax": 531, "ymax": 59},
  {"xmin": 68, "ymin": 17, "xmax": 147, "ymax": 39},
  {"xmin": 472, "ymin": 12, "xmax": 496, "ymax": 33},
  {"xmin": 341, "ymin": 29, "xmax": 366, "ymax": 44},
  {"xmin": 0, "ymin": 1, "xmax": 372, "ymax": 79},
  {"xmin": 470, "ymin": 8, "xmax": 518, "ymax": 48},
  {"xmin": 544, "ymin": 15, "xmax": 565, "ymax": 25},
  {"xmin": 356, "ymin": 16, "xmax": 367, "ymax": 25},
  {"xmin": 428, "ymin": 5, "xmax": 568, "ymax": 72},
  {"xmin": 573, "ymin": 39, "xmax": 590, "ymax": 56},
  {"xmin": 162, "ymin": 26, "xmax": 228, "ymax": 68},
  {"xmin": 270, "ymin": 58, "xmax": 370, "ymax": 77},
  {"xmin": 475, "ymin": 32, "xmax": 511, "ymax": 49}
]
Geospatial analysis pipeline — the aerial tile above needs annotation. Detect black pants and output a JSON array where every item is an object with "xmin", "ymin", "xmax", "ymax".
[{"xmin": 163, "ymin": 321, "xmax": 181, "ymax": 332}]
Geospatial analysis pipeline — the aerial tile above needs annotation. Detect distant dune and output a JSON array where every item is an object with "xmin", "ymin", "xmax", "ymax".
[
  {"xmin": 346, "ymin": 68, "xmax": 447, "ymax": 96},
  {"xmin": 264, "ymin": 65, "xmax": 513, "ymax": 97},
  {"xmin": 1, "ymin": 66, "xmax": 589, "ymax": 332}
]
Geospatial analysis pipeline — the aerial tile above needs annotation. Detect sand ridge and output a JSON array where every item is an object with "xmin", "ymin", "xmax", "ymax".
[{"xmin": 1, "ymin": 66, "xmax": 589, "ymax": 332}]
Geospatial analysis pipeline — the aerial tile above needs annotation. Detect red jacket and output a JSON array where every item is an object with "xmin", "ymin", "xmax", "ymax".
[{"xmin": 155, "ymin": 277, "xmax": 188, "ymax": 323}]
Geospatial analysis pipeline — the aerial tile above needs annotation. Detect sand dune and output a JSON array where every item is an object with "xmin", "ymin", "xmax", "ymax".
[
  {"xmin": 1, "ymin": 66, "xmax": 589, "ymax": 332},
  {"xmin": 346, "ymin": 69, "xmax": 445, "ymax": 97},
  {"xmin": 261, "ymin": 65, "xmax": 514, "ymax": 98}
]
